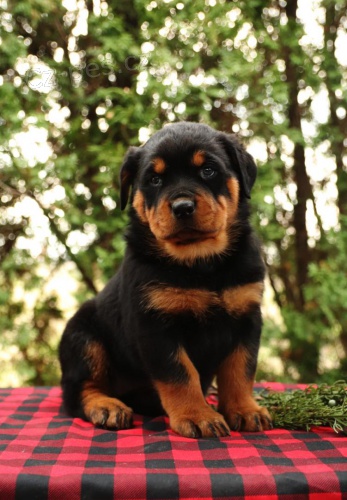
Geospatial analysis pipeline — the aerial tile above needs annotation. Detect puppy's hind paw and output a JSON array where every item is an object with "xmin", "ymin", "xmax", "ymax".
[{"xmin": 83, "ymin": 395, "xmax": 133, "ymax": 430}]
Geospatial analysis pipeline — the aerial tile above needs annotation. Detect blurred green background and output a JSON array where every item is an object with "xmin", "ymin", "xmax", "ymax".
[{"xmin": 1, "ymin": 0, "xmax": 346, "ymax": 386}]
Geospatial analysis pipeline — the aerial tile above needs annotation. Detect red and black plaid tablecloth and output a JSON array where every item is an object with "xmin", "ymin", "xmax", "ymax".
[{"xmin": 0, "ymin": 384, "xmax": 346, "ymax": 500}]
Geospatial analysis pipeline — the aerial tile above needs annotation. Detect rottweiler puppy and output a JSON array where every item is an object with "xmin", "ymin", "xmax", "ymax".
[{"xmin": 59, "ymin": 122, "xmax": 272, "ymax": 438}]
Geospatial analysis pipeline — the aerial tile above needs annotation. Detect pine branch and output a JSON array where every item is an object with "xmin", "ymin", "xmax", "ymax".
[{"xmin": 258, "ymin": 381, "xmax": 347, "ymax": 435}]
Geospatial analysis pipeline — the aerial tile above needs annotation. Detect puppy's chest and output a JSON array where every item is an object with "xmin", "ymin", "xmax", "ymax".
[{"xmin": 141, "ymin": 280, "xmax": 264, "ymax": 318}]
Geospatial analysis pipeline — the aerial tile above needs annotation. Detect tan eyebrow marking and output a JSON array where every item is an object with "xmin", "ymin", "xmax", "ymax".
[
  {"xmin": 192, "ymin": 150, "xmax": 206, "ymax": 167},
  {"xmin": 152, "ymin": 157, "xmax": 166, "ymax": 174}
]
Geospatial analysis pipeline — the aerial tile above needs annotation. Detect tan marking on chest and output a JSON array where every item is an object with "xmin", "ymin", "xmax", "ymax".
[
  {"xmin": 221, "ymin": 282, "xmax": 264, "ymax": 315},
  {"xmin": 143, "ymin": 285, "xmax": 218, "ymax": 317},
  {"xmin": 143, "ymin": 281, "xmax": 263, "ymax": 317}
]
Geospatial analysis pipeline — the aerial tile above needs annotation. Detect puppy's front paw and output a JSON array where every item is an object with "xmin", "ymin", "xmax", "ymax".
[
  {"xmin": 170, "ymin": 407, "xmax": 230, "ymax": 438},
  {"xmin": 223, "ymin": 404, "xmax": 272, "ymax": 432}
]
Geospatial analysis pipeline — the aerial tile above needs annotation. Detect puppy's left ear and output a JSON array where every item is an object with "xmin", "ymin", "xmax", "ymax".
[
  {"xmin": 119, "ymin": 146, "xmax": 142, "ymax": 210},
  {"xmin": 217, "ymin": 133, "xmax": 257, "ymax": 199}
]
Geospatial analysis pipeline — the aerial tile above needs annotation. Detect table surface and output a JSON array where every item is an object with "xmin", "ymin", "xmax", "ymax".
[{"xmin": 0, "ymin": 384, "xmax": 346, "ymax": 500}]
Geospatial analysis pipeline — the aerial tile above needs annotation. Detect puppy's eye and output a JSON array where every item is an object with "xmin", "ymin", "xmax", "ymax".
[
  {"xmin": 200, "ymin": 167, "xmax": 217, "ymax": 180},
  {"xmin": 150, "ymin": 175, "xmax": 163, "ymax": 187}
]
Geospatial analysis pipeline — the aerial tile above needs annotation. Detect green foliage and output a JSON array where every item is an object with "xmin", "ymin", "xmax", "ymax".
[
  {"xmin": 259, "ymin": 381, "xmax": 347, "ymax": 434},
  {"xmin": 0, "ymin": 0, "xmax": 347, "ymax": 386}
]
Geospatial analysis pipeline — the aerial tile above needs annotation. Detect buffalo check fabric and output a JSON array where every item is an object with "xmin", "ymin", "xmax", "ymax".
[{"xmin": 0, "ymin": 385, "xmax": 347, "ymax": 500}]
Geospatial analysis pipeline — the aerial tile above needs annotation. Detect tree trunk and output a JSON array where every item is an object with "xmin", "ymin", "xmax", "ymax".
[
  {"xmin": 323, "ymin": 2, "xmax": 347, "ymax": 219},
  {"xmin": 284, "ymin": 0, "xmax": 312, "ymax": 311},
  {"xmin": 323, "ymin": 1, "xmax": 347, "ymax": 358}
]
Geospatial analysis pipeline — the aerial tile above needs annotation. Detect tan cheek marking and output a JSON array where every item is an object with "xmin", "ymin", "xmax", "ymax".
[
  {"xmin": 192, "ymin": 150, "xmax": 205, "ymax": 167},
  {"xmin": 133, "ymin": 190, "xmax": 148, "ymax": 223},
  {"xmin": 195, "ymin": 192, "xmax": 218, "ymax": 227},
  {"xmin": 143, "ymin": 285, "xmax": 218, "ymax": 316},
  {"xmin": 195, "ymin": 191, "xmax": 229, "ymax": 242},
  {"xmin": 152, "ymin": 157, "xmax": 166, "ymax": 174},
  {"xmin": 221, "ymin": 282, "xmax": 264, "ymax": 315},
  {"xmin": 225, "ymin": 177, "xmax": 240, "ymax": 224},
  {"xmin": 146, "ymin": 197, "xmax": 175, "ymax": 240}
]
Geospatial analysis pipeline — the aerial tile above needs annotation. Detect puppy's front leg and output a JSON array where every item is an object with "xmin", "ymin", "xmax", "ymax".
[
  {"xmin": 217, "ymin": 344, "xmax": 272, "ymax": 432},
  {"xmin": 153, "ymin": 347, "xmax": 230, "ymax": 438}
]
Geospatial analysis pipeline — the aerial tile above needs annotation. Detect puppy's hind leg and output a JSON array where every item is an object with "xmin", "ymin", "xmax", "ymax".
[
  {"xmin": 59, "ymin": 300, "xmax": 133, "ymax": 430},
  {"xmin": 79, "ymin": 341, "xmax": 133, "ymax": 429}
]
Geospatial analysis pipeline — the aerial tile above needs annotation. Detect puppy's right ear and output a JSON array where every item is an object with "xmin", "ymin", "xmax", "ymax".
[{"xmin": 119, "ymin": 147, "xmax": 142, "ymax": 210}]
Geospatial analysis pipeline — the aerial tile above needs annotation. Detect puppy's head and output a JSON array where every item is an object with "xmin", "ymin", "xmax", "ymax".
[{"xmin": 120, "ymin": 122, "xmax": 257, "ymax": 264}]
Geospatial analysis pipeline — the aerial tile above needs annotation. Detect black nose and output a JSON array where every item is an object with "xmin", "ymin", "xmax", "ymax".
[{"xmin": 171, "ymin": 199, "xmax": 195, "ymax": 219}]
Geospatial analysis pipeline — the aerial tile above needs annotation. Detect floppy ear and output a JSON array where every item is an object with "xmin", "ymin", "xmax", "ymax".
[
  {"xmin": 119, "ymin": 146, "xmax": 142, "ymax": 210},
  {"xmin": 217, "ymin": 133, "xmax": 257, "ymax": 199}
]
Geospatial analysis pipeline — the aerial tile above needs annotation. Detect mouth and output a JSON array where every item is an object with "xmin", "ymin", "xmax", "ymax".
[{"xmin": 163, "ymin": 228, "xmax": 219, "ymax": 245}]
